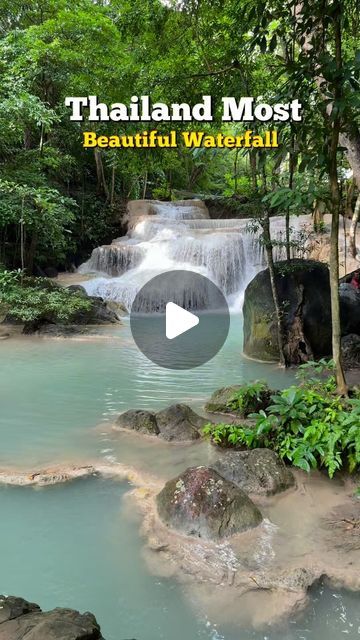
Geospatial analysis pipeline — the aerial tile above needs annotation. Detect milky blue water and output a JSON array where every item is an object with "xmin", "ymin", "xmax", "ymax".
[{"xmin": 0, "ymin": 316, "xmax": 359, "ymax": 639}]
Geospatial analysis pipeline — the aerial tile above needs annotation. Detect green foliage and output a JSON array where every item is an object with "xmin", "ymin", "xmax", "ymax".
[
  {"xmin": 0, "ymin": 269, "xmax": 91, "ymax": 323},
  {"xmin": 227, "ymin": 380, "xmax": 271, "ymax": 416},
  {"xmin": 203, "ymin": 364, "xmax": 360, "ymax": 478},
  {"xmin": 202, "ymin": 422, "xmax": 255, "ymax": 449}
]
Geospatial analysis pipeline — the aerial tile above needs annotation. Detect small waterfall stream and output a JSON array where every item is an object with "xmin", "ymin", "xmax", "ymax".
[{"xmin": 79, "ymin": 200, "xmax": 311, "ymax": 311}]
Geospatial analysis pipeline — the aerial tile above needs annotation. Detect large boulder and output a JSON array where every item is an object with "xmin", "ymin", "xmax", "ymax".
[
  {"xmin": 211, "ymin": 449, "xmax": 295, "ymax": 497},
  {"xmin": 243, "ymin": 260, "xmax": 332, "ymax": 362},
  {"xmin": 115, "ymin": 409, "xmax": 159, "ymax": 435},
  {"xmin": 339, "ymin": 283, "xmax": 360, "ymax": 336},
  {"xmin": 71, "ymin": 296, "xmax": 119, "ymax": 325},
  {"xmin": 0, "ymin": 595, "xmax": 108, "ymax": 640},
  {"xmin": 341, "ymin": 334, "xmax": 360, "ymax": 368},
  {"xmin": 155, "ymin": 404, "xmax": 205, "ymax": 441},
  {"xmin": 156, "ymin": 466, "xmax": 263, "ymax": 540}
]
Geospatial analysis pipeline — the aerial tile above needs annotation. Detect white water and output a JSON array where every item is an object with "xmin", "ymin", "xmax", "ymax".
[{"xmin": 79, "ymin": 200, "xmax": 311, "ymax": 310}]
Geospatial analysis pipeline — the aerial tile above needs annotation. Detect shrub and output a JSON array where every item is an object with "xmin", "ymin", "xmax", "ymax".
[
  {"xmin": 202, "ymin": 422, "xmax": 255, "ymax": 449},
  {"xmin": 227, "ymin": 381, "xmax": 272, "ymax": 416},
  {"xmin": 0, "ymin": 269, "xmax": 91, "ymax": 324},
  {"xmin": 203, "ymin": 363, "xmax": 360, "ymax": 478}
]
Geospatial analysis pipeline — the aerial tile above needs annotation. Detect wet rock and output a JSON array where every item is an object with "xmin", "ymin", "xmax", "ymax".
[
  {"xmin": 341, "ymin": 334, "xmax": 360, "ymax": 368},
  {"xmin": 243, "ymin": 260, "xmax": 332, "ymax": 362},
  {"xmin": 155, "ymin": 404, "xmax": 206, "ymax": 441},
  {"xmin": 156, "ymin": 466, "xmax": 263, "ymax": 540},
  {"xmin": 72, "ymin": 296, "xmax": 119, "ymax": 325},
  {"xmin": 0, "ymin": 465, "xmax": 99, "ymax": 487},
  {"xmin": 66, "ymin": 284, "xmax": 88, "ymax": 296},
  {"xmin": 252, "ymin": 567, "xmax": 318, "ymax": 592},
  {"xmin": 24, "ymin": 324, "xmax": 97, "ymax": 337},
  {"xmin": 105, "ymin": 300, "xmax": 128, "ymax": 318},
  {"xmin": 205, "ymin": 386, "xmax": 243, "ymax": 413},
  {"xmin": 211, "ymin": 449, "xmax": 295, "ymax": 496},
  {"xmin": 340, "ymin": 284, "xmax": 360, "ymax": 336},
  {"xmin": 115, "ymin": 409, "xmax": 159, "ymax": 435},
  {"xmin": 205, "ymin": 384, "xmax": 272, "ymax": 416},
  {"xmin": 0, "ymin": 595, "xmax": 107, "ymax": 640}
]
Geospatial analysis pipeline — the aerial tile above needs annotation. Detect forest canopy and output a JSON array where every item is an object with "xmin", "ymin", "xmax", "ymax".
[{"xmin": 0, "ymin": 0, "xmax": 359, "ymax": 273}]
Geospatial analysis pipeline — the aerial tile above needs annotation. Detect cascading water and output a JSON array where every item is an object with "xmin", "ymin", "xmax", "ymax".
[{"xmin": 79, "ymin": 199, "xmax": 311, "ymax": 311}]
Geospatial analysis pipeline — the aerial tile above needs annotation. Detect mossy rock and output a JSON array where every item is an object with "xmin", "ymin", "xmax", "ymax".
[
  {"xmin": 156, "ymin": 466, "xmax": 263, "ymax": 540},
  {"xmin": 115, "ymin": 409, "xmax": 159, "ymax": 435},
  {"xmin": 243, "ymin": 260, "xmax": 332, "ymax": 362},
  {"xmin": 205, "ymin": 384, "xmax": 272, "ymax": 417},
  {"xmin": 205, "ymin": 386, "xmax": 244, "ymax": 413}
]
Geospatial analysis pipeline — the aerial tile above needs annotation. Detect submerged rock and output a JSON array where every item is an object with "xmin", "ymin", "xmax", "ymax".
[
  {"xmin": 155, "ymin": 404, "xmax": 205, "ymax": 441},
  {"xmin": 24, "ymin": 324, "xmax": 98, "ymax": 337},
  {"xmin": 115, "ymin": 410, "xmax": 159, "ymax": 435},
  {"xmin": 243, "ymin": 260, "xmax": 332, "ymax": 362},
  {"xmin": 212, "ymin": 449, "xmax": 295, "ymax": 496},
  {"xmin": 0, "ymin": 595, "xmax": 107, "ymax": 640},
  {"xmin": 156, "ymin": 466, "xmax": 263, "ymax": 540}
]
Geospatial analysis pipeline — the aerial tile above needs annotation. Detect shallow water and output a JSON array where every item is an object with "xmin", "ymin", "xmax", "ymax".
[
  {"xmin": 0, "ymin": 315, "xmax": 292, "ymax": 468},
  {"xmin": 0, "ymin": 478, "xmax": 358, "ymax": 640},
  {"xmin": 1, "ymin": 316, "xmax": 359, "ymax": 639}
]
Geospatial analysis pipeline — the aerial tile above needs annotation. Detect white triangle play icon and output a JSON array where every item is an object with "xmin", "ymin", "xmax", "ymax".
[{"xmin": 166, "ymin": 302, "xmax": 199, "ymax": 340}]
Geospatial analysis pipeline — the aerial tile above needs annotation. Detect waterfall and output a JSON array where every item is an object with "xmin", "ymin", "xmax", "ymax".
[{"xmin": 79, "ymin": 199, "xmax": 311, "ymax": 312}]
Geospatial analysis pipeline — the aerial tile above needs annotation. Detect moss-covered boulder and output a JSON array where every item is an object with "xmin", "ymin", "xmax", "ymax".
[
  {"xmin": 115, "ymin": 409, "xmax": 159, "ymax": 435},
  {"xmin": 205, "ymin": 385, "xmax": 243, "ymax": 413},
  {"xmin": 155, "ymin": 404, "xmax": 205, "ymax": 441},
  {"xmin": 243, "ymin": 260, "xmax": 332, "ymax": 362},
  {"xmin": 205, "ymin": 383, "xmax": 272, "ymax": 416},
  {"xmin": 156, "ymin": 466, "xmax": 263, "ymax": 540}
]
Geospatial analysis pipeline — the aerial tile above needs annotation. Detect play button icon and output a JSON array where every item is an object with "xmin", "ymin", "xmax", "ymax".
[
  {"xmin": 130, "ymin": 270, "xmax": 230, "ymax": 369},
  {"xmin": 166, "ymin": 303, "xmax": 199, "ymax": 340}
]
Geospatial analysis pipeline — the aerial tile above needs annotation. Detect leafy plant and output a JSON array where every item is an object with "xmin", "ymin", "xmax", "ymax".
[
  {"xmin": 204, "ymin": 369, "xmax": 360, "ymax": 478},
  {"xmin": 202, "ymin": 422, "xmax": 255, "ymax": 449},
  {"xmin": 0, "ymin": 269, "xmax": 91, "ymax": 324},
  {"xmin": 227, "ymin": 381, "xmax": 271, "ymax": 416}
]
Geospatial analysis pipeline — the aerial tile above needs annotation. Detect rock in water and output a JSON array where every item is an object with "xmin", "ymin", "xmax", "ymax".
[
  {"xmin": 205, "ymin": 385, "xmax": 244, "ymax": 413},
  {"xmin": 212, "ymin": 449, "xmax": 295, "ymax": 496},
  {"xmin": 205, "ymin": 384, "xmax": 272, "ymax": 416},
  {"xmin": 155, "ymin": 404, "xmax": 206, "ymax": 441},
  {"xmin": 115, "ymin": 409, "xmax": 159, "ymax": 435},
  {"xmin": 156, "ymin": 466, "xmax": 263, "ymax": 539},
  {"xmin": 0, "ymin": 595, "xmax": 107, "ymax": 640},
  {"xmin": 243, "ymin": 260, "xmax": 332, "ymax": 363}
]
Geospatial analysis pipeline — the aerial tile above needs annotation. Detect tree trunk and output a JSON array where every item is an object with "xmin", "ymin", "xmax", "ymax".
[
  {"xmin": 262, "ymin": 209, "xmax": 286, "ymax": 366},
  {"xmin": 286, "ymin": 138, "xmax": 296, "ymax": 261},
  {"xmin": 328, "ymin": 4, "xmax": 347, "ymax": 395},
  {"xmin": 249, "ymin": 150, "xmax": 258, "ymax": 191},
  {"xmin": 94, "ymin": 149, "xmax": 109, "ymax": 199},
  {"xmin": 110, "ymin": 165, "xmax": 115, "ymax": 207},
  {"xmin": 349, "ymin": 193, "xmax": 360, "ymax": 259}
]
